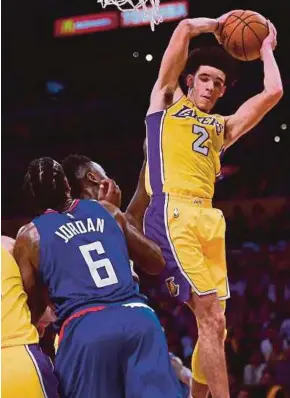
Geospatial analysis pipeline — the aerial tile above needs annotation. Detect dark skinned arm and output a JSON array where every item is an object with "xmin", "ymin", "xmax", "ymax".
[
  {"xmin": 13, "ymin": 223, "xmax": 49, "ymax": 325},
  {"xmin": 100, "ymin": 200, "xmax": 165, "ymax": 275},
  {"xmin": 126, "ymin": 141, "xmax": 150, "ymax": 232}
]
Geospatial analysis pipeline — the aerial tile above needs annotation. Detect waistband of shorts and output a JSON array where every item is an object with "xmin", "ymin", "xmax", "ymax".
[
  {"xmin": 152, "ymin": 193, "xmax": 212, "ymax": 208},
  {"xmin": 58, "ymin": 303, "xmax": 153, "ymax": 344},
  {"xmin": 1, "ymin": 342, "xmax": 41, "ymax": 350},
  {"xmin": 59, "ymin": 305, "xmax": 106, "ymax": 344},
  {"xmin": 122, "ymin": 302, "xmax": 154, "ymax": 311}
]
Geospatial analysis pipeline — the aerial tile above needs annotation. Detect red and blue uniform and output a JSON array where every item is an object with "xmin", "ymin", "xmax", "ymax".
[{"xmin": 33, "ymin": 199, "xmax": 182, "ymax": 398}]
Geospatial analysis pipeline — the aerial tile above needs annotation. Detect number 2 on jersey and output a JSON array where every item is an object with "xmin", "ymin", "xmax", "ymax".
[
  {"xmin": 192, "ymin": 125, "xmax": 209, "ymax": 156},
  {"xmin": 79, "ymin": 241, "xmax": 118, "ymax": 288}
]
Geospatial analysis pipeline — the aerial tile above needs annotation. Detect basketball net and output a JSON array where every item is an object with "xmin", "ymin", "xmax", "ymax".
[{"xmin": 97, "ymin": 0, "xmax": 163, "ymax": 31}]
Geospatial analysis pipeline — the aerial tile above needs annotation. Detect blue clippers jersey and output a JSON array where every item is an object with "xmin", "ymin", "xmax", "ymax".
[{"xmin": 33, "ymin": 199, "xmax": 144, "ymax": 325}]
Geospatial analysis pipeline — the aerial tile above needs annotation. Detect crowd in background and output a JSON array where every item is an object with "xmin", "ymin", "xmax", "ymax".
[{"xmin": 2, "ymin": 87, "xmax": 290, "ymax": 220}]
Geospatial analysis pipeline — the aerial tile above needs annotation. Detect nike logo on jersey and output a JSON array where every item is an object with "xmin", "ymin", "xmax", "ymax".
[{"xmin": 55, "ymin": 217, "xmax": 105, "ymax": 243}]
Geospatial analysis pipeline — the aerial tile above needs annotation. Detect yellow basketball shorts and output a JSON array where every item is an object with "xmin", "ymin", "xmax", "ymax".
[
  {"xmin": 1, "ymin": 344, "xmax": 58, "ymax": 398},
  {"xmin": 144, "ymin": 193, "xmax": 230, "ymax": 303}
]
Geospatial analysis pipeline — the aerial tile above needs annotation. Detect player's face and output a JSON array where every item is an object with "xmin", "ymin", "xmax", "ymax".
[
  {"xmin": 188, "ymin": 65, "xmax": 226, "ymax": 112},
  {"xmin": 86, "ymin": 162, "xmax": 108, "ymax": 199}
]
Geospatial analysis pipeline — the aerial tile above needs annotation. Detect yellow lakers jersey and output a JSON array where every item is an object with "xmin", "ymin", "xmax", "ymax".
[
  {"xmin": 145, "ymin": 96, "xmax": 225, "ymax": 199},
  {"xmin": 1, "ymin": 247, "xmax": 38, "ymax": 347}
]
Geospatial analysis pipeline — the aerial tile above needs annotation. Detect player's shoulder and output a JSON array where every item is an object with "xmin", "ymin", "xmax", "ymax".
[
  {"xmin": 16, "ymin": 222, "xmax": 39, "ymax": 246},
  {"xmin": 147, "ymin": 86, "xmax": 185, "ymax": 116},
  {"xmin": 13, "ymin": 222, "xmax": 39, "ymax": 263},
  {"xmin": 209, "ymin": 113, "xmax": 226, "ymax": 135},
  {"xmin": 17, "ymin": 222, "xmax": 36, "ymax": 237}
]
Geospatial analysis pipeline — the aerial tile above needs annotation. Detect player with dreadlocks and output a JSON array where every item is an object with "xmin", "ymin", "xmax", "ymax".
[{"xmin": 14, "ymin": 157, "xmax": 182, "ymax": 398}]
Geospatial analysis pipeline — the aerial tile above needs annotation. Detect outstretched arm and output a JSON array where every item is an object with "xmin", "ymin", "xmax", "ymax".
[
  {"xmin": 149, "ymin": 17, "xmax": 218, "ymax": 112},
  {"xmin": 101, "ymin": 200, "xmax": 165, "ymax": 275},
  {"xmin": 224, "ymin": 22, "xmax": 283, "ymax": 149},
  {"xmin": 14, "ymin": 223, "xmax": 48, "ymax": 324}
]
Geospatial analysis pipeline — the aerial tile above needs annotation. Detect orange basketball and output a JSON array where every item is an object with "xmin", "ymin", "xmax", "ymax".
[{"xmin": 220, "ymin": 10, "xmax": 269, "ymax": 61}]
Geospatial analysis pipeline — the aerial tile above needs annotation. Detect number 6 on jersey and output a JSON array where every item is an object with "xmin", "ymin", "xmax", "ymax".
[{"xmin": 79, "ymin": 241, "xmax": 118, "ymax": 288}]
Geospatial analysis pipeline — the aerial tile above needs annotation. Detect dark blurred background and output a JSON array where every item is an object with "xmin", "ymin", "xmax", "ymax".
[{"xmin": 2, "ymin": 0, "xmax": 290, "ymax": 396}]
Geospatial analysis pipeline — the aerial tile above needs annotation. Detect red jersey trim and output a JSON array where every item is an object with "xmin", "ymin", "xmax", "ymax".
[{"xmin": 58, "ymin": 305, "xmax": 106, "ymax": 344}]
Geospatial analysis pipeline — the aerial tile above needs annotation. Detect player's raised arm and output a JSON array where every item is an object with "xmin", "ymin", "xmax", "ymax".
[
  {"xmin": 14, "ymin": 223, "xmax": 48, "ymax": 324},
  {"xmin": 101, "ymin": 201, "xmax": 165, "ymax": 275},
  {"xmin": 126, "ymin": 141, "xmax": 150, "ymax": 231},
  {"xmin": 149, "ymin": 17, "xmax": 219, "ymax": 111},
  {"xmin": 224, "ymin": 22, "xmax": 283, "ymax": 149}
]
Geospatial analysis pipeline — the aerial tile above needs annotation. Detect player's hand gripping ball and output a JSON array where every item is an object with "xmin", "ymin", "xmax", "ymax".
[{"xmin": 215, "ymin": 10, "xmax": 273, "ymax": 61}]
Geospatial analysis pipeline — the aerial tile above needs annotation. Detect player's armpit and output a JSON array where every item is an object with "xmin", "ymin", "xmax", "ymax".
[
  {"xmin": 125, "ymin": 160, "xmax": 149, "ymax": 232},
  {"xmin": 13, "ymin": 224, "xmax": 48, "ymax": 324}
]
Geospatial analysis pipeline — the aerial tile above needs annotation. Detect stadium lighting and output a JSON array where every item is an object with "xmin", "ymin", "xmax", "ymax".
[{"xmin": 145, "ymin": 54, "xmax": 153, "ymax": 62}]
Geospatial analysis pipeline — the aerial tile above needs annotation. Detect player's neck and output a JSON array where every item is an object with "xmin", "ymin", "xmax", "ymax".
[
  {"xmin": 81, "ymin": 186, "xmax": 99, "ymax": 201},
  {"xmin": 59, "ymin": 198, "xmax": 74, "ymax": 213}
]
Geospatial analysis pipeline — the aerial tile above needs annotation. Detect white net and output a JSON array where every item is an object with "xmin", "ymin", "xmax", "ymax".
[{"xmin": 97, "ymin": 0, "xmax": 163, "ymax": 31}]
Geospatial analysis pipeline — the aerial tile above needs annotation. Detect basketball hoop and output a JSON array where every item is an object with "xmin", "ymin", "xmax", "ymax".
[{"xmin": 97, "ymin": 0, "xmax": 163, "ymax": 31}]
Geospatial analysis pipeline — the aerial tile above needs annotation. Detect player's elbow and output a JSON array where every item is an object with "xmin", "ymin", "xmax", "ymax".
[
  {"xmin": 124, "ymin": 212, "xmax": 143, "ymax": 232},
  {"xmin": 274, "ymin": 86, "xmax": 283, "ymax": 100},
  {"xmin": 175, "ymin": 19, "xmax": 191, "ymax": 35},
  {"xmin": 265, "ymin": 85, "xmax": 283, "ymax": 104}
]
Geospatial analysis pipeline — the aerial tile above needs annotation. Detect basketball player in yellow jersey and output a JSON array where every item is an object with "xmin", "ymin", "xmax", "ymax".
[
  {"xmin": 1, "ymin": 236, "xmax": 58, "ymax": 398},
  {"xmin": 126, "ymin": 12, "xmax": 283, "ymax": 398}
]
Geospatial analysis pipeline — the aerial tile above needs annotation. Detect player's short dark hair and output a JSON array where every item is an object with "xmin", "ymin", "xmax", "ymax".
[
  {"xmin": 23, "ymin": 157, "xmax": 68, "ymax": 212},
  {"xmin": 62, "ymin": 154, "xmax": 92, "ymax": 198},
  {"xmin": 183, "ymin": 46, "xmax": 237, "ymax": 87}
]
